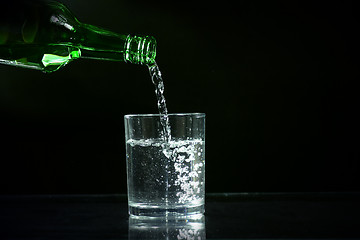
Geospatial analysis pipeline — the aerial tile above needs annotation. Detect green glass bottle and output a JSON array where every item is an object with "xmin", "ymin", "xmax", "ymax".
[{"xmin": 0, "ymin": 0, "xmax": 156, "ymax": 73}]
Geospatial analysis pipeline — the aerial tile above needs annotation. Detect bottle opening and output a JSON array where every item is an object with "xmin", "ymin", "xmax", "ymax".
[{"xmin": 124, "ymin": 35, "xmax": 156, "ymax": 65}]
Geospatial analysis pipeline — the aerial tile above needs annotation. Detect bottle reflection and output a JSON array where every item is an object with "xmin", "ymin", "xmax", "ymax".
[{"xmin": 128, "ymin": 215, "xmax": 206, "ymax": 240}]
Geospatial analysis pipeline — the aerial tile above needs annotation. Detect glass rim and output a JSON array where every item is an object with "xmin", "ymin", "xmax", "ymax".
[{"xmin": 124, "ymin": 113, "xmax": 205, "ymax": 119}]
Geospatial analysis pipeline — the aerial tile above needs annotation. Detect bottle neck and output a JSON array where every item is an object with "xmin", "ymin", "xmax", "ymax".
[{"xmin": 76, "ymin": 24, "xmax": 156, "ymax": 65}]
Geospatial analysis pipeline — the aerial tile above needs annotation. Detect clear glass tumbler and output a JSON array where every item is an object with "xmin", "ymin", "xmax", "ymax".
[{"xmin": 124, "ymin": 113, "xmax": 205, "ymax": 218}]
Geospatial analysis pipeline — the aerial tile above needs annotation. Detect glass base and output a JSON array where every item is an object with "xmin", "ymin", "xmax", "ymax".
[{"xmin": 129, "ymin": 204, "xmax": 205, "ymax": 218}]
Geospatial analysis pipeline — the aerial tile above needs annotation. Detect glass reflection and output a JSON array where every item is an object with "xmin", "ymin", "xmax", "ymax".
[{"xmin": 128, "ymin": 215, "xmax": 206, "ymax": 240}]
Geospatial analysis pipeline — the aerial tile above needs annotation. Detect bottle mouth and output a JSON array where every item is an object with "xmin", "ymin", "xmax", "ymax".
[{"xmin": 124, "ymin": 35, "xmax": 157, "ymax": 65}]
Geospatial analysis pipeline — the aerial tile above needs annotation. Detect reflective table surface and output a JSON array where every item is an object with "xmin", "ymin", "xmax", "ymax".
[{"xmin": 0, "ymin": 192, "xmax": 359, "ymax": 239}]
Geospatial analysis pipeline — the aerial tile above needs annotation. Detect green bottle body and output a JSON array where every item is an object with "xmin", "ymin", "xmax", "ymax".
[{"xmin": 0, "ymin": 0, "xmax": 156, "ymax": 73}]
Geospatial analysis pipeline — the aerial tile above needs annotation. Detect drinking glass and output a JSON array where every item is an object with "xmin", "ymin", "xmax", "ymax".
[{"xmin": 124, "ymin": 113, "xmax": 205, "ymax": 218}]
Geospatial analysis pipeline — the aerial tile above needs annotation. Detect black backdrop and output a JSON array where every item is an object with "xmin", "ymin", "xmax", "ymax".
[{"xmin": 0, "ymin": 0, "xmax": 358, "ymax": 194}]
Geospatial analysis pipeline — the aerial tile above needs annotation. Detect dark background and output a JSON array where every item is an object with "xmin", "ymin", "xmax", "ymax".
[{"xmin": 0, "ymin": 0, "xmax": 358, "ymax": 194}]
